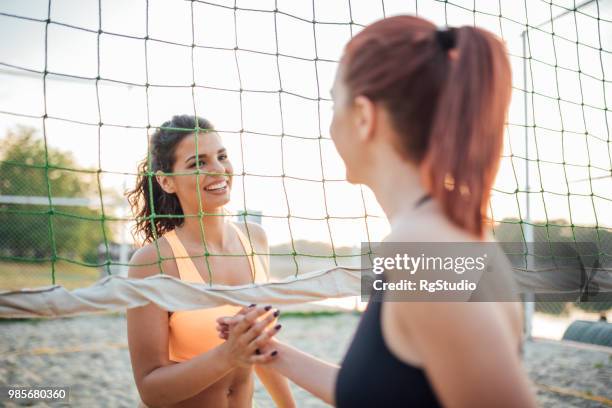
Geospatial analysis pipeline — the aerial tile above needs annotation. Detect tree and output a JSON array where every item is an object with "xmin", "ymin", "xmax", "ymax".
[{"xmin": 0, "ymin": 126, "xmax": 114, "ymax": 264}]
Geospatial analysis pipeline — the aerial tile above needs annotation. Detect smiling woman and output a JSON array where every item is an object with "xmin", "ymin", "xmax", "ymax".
[
  {"xmin": 127, "ymin": 115, "xmax": 220, "ymax": 242},
  {"xmin": 152, "ymin": 120, "xmax": 233, "ymax": 231},
  {"xmin": 124, "ymin": 114, "xmax": 294, "ymax": 408}
]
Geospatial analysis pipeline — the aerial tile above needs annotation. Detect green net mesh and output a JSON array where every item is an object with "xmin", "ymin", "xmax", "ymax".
[{"xmin": 0, "ymin": 0, "xmax": 610, "ymax": 324}]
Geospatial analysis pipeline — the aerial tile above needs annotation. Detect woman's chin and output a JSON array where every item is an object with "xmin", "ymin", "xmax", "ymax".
[
  {"xmin": 199, "ymin": 191, "xmax": 231, "ymax": 210},
  {"xmin": 345, "ymin": 171, "xmax": 359, "ymax": 185}
]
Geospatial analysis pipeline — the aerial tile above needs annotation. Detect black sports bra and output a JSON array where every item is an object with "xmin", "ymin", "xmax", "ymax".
[
  {"xmin": 334, "ymin": 194, "xmax": 442, "ymax": 407},
  {"xmin": 334, "ymin": 286, "xmax": 442, "ymax": 407}
]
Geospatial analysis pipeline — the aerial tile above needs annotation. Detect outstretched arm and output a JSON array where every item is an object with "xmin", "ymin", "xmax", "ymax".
[
  {"xmin": 217, "ymin": 306, "xmax": 296, "ymax": 407},
  {"xmin": 224, "ymin": 224, "xmax": 338, "ymax": 405},
  {"xmin": 219, "ymin": 317, "xmax": 340, "ymax": 408},
  {"xmin": 254, "ymin": 364, "xmax": 296, "ymax": 408},
  {"xmin": 265, "ymin": 339, "xmax": 340, "ymax": 406}
]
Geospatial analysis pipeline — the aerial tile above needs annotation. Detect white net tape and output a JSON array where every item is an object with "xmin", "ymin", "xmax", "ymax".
[{"xmin": 0, "ymin": 266, "xmax": 363, "ymax": 318}]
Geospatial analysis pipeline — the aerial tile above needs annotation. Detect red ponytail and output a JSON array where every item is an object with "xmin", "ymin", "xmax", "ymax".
[{"xmin": 342, "ymin": 16, "xmax": 512, "ymax": 237}]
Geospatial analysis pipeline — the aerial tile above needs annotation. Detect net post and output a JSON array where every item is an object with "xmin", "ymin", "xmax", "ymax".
[{"xmin": 521, "ymin": 28, "xmax": 534, "ymax": 340}]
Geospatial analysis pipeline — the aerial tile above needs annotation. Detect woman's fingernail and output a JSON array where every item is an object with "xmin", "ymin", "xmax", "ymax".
[
  {"xmin": 273, "ymin": 309, "xmax": 280, "ymax": 317},
  {"xmin": 248, "ymin": 304, "xmax": 256, "ymax": 308},
  {"xmin": 255, "ymin": 349, "xmax": 261, "ymax": 355},
  {"xmin": 271, "ymin": 350, "xmax": 278, "ymax": 356},
  {"xmin": 275, "ymin": 324, "xmax": 282, "ymax": 330},
  {"xmin": 264, "ymin": 305, "xmax": 272, "ymax": 311}
]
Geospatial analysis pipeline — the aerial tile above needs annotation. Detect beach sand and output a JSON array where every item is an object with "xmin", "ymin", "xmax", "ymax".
[{"xmin": 0, "ymin": 312, "xmax": 610, "ymax": 407}]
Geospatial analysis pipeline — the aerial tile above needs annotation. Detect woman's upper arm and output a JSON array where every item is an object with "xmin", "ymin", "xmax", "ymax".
[
  {"xmin": 394, "ymin": 302, "xmax": 536, "ymax": 408},
  {"xmin": 126, "ymin": 244, "xmax": 173, "ymax": 390}
]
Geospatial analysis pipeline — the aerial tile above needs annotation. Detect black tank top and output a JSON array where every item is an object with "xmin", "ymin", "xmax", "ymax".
[
  {"xmin": 334, "ymin": 194, "xmax": 442, "ymax": 408},
  {"xmin": 334, "ymin": 279, "xmax": 442, "ymax": 407}
]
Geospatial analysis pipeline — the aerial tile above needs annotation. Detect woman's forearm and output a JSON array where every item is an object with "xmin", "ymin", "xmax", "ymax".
[
  {"xmin": 267, "ymin": 341, "xmax": 340, "ymax": 406},
  {"xmin": 254, "ymin": 364, "xmax": 296, "ymax": 408},
  {"xmin": 139, "ymin": 343, "xmax": 234, "ymax": 406}
]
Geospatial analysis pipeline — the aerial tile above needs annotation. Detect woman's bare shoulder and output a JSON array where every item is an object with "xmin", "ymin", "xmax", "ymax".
[{"xmin": 128, "ymin": 237, "xmax": 177, "ymax": 279}]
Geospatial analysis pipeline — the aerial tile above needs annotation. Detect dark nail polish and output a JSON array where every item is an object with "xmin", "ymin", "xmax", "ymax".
[
  {"xmin": 264, "ymin": 305, "xmax": 272, "ymax": 311},
  {"xmin": 248, "ymin": 304, "xmax": 256, "ymax": 308},
  {"xmin": 273, "ymin": 310, "xmax": 280, "ymax": 317},
  {"xmin": 275, "ymin": 324, "xmax": 282, "ymax": 330},
  {"xmin": 255, "ymin": 348, "xmax": 261, "ymax": 355},
  {"xmin": 271, "ymin": 350, "xmax": 278, "ymax": 356}
]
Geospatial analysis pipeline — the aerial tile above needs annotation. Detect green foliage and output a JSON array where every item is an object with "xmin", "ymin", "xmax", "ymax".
[{"xmin": 0, "ymin": 126, "xmax": 113, "ymax": 264}]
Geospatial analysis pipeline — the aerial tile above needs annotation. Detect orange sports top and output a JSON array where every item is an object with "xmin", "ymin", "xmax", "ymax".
[{"xmin": 165, "ymin": 222, "xmax": 268, "ymax": 362}]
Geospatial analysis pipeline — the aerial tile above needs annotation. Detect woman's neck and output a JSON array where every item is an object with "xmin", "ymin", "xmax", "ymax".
[
  {"xmin": 365, "ymin": 155, "xmax": 429, "ymax": 228},
  {"xmin": 176, "ymin": 207, "xmax": 228, "ymax": 250}
]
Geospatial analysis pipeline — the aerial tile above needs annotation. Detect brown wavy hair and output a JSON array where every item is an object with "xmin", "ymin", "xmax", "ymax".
[
  {"xmin": 342, "ymin": 16, "xmax": 512, "ymax": 237},
  {"xmin": 126, "ymin": 114, "xmax": 214, "ymax": 246}
]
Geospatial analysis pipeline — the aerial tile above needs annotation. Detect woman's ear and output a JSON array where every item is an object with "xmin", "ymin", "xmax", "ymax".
[
  {"xmin": 353, "ymin": 95, "xmax": 377, "ymax": 143},
  {"xmin": 155, "ymin": 170, "xmax": 175, "ymax": 194}
]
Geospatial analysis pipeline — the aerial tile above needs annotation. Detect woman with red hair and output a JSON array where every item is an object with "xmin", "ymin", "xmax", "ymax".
[{"xmin": 219, "ymin": 15, "xmax": 537, "ymax": 408}]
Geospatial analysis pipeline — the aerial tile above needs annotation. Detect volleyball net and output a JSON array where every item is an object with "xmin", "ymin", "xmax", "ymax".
[{"xmin": 0, "ymin": 0, "xmax": 610, "ymax": 319}]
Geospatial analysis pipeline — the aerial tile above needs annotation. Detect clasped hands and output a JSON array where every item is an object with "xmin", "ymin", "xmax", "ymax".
[{"xmin": 216, "ymin": 304, "xmax": 282, "ymax": 368}]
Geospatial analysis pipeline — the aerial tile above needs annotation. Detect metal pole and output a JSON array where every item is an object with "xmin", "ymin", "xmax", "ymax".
[
  {"xmin": 522, "ymin": 31, "xmax": 535, "ymax": 340},
  {"xmin": 518, "ymin": 0, "xmax": 598, "ymax": 341}
]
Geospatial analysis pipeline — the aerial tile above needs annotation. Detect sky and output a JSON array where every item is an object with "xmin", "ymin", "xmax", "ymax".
[{"xmin": 0, "ymin": 0, "xmax": 611, "ymax": 247}]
